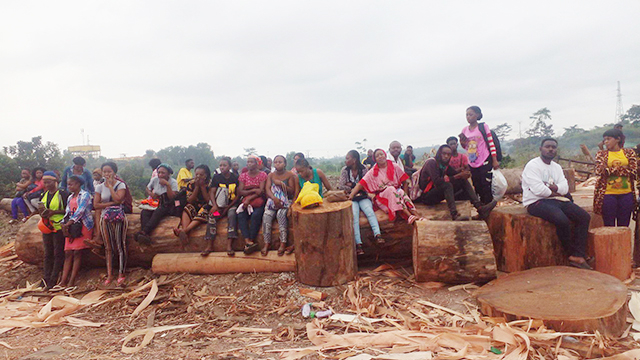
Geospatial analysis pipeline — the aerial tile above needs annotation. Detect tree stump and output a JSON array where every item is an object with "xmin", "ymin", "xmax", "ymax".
[
  {"xmin": 292, "ymin": 201, "xmax": 356, "ymax": 286},
  {"xmin": 476, "ymin": 266, "xmax": 627, "ymax": 336},
  {"xmin": 487, "ymin": 205, "xmax": 603, "ymax": 272},
  {"xmin": 151, "ymin": 252, "xmax": 295, "ymax": 274},
  {"xmin": 413, "ymin": 220, "xmax": 496, "ymax": 284},
  {"xmin": 564, "ymin": 168, "xmax": 576, "ymax": 193},
  {"xmin": 588, "ymin": 227, "xmax": 632, "ymax": 281}
]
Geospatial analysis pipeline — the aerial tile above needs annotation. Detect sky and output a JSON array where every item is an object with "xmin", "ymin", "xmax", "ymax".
[{"xmin": 1, "ymin": 1, "xmax": 640, "ymax": 159}]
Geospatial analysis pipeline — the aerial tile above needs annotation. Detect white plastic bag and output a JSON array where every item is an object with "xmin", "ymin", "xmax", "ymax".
[{"xmin": 491, "ymin": 169, "xmax": 507, "ymax": 200}]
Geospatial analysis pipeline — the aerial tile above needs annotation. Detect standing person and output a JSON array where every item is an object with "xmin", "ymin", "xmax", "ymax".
[
  {"xmin": 387, "ymin": 141, "xmax": 404, "ymax": 168},
  {"xmin": 59, "ymin": 176, "xmax": 93, "ymax": 289},
  {"xmin": 363, "ymin": 149, "xmax": 375, "ymax": 169},
  {"xmin": 338, "ymin": 150, "xmax": 383, "ymax": 255},
  {"xmin": 237, "ymin": 155, "xmax": 268, "ymax": 254},
  {"xmin": 10, "ymin": 169, "xmax": 32, "ymax": 223},
  {"xmin": 174, "ymin": 165, "xmax": 211, "ymax": 246},
  {"xmin": 202, "ymin": 157, "xmax": 241, "ymax": 257},
  {"xmin": 94, "ymin": 162, "xmax": 128, "ymax": 286},
  {"xmin": 60, "ymin": 156, "xmax": 95, "ymax": 195},
  {"xmin": 262, "ymin": 155, "xmax": 297, "ymax": 256},
  {"xmin": 177, "ymin": 159, "xmax": 195, "ymax": 190},
  {"xmin": 135, "ymin": 164, "xmax": 178, "ymax": 245},
  {"xmin": 522, "ymin": 138, "xmax": 591, "ymax": 269},
  {"xmin": 294, "ymin": 159, "xmax": 332, "ymax": 198},
  {"xmin": 418, "ymin": 145, "xmax": 496, "ymax": 221},
  {"xmin": 459, "ymin": 106, "xmax": 499, "ymax": 204},
  {"xmin": 38, "ymin": 171, "xmax": 68, "ymax": 289},
  {"xmin": 594, "ymin": 129, "xmax": 637, "ymax": 227},
  {"xmin": 349, "ymin": 149, "xmax": 421, "ymax": 224}
]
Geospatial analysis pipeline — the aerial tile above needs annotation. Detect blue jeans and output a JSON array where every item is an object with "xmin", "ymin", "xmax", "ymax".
[
  {"xmin": 352, "ymin": 198, "xmax": 381, "ymax": 245},
  {"xmin": 11, "ymin": 197, "xmax": 30, "ymax": 219},
  {"xmin": 238, "ymin": 205, "xmax": 265, "ymax": 242}
]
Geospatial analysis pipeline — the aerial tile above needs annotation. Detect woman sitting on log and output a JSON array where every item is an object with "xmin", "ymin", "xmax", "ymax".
[
  {"xmin": 22, "ymin": 167, "xmax": 46, "ymax": 219},
  {"xmin": 10, "ymin": 168, "xmax": 33, "ymax": 223},
  {"xmin": 94, "ymin": 162, "xmax": 128, "ymax": 286},
  {"xmin": 594, "ymin": 128, "xmax": 638, "ymax": 227},
  {"xmin": 59, "ymin": 175, "xmax": 93, "ymax": 289},
  {"xmin": 349, "ymin": 149, "xmax": 421, "ymax": 224},
  {"xmin": 418, "ymin": 145, "xmax": 497, "ymax": 221},
  {"xmin": 262, "ymin": 155, "xmax": 297, "ymax": 256},
  {"xmin": 338, "ymin": 150, "xmax": 383, "ymax": 255},
  {"xmin": 38, "ymin": 171, "xmax": 69, "ymax": 290},
  {"xmin": 174, "ymin": 164, "xmax": 211, "ymax": 246},
  {"xmin": 135, "ymin": 164, "xmax": 178, "ymax": 245},
  {"xmin": 294, "ymin": 158, "xmax": 332, "ymax": 198},
  {"xmin": 237, "ymin": 155, "xmax": 267, "ymax": 254},
  {"xmin": 202, "ymin": 157, "xmax": 240, "ymax": 257}
]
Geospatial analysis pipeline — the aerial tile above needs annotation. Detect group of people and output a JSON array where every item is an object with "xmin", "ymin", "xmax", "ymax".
[{"xmin": 9, "ymin": 105, "xmax": 633, "ymax": 290}]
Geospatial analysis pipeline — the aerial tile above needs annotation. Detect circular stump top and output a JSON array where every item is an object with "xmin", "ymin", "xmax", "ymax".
[
  {"xmin": 589, "ymin": 226, "xmax": 631, "ymax": 236},
  {"xmin": 291, "ymin": 200, "xmax": 352, "ymax": 214},
  {"xmin": 476, "ymin": 266, "xmax": 627, "ymax": 336}
]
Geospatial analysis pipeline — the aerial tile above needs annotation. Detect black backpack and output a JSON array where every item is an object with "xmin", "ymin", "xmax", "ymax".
[{"xmin": 478, "ymin": 122, "xmax": 503, "ymax": 162}]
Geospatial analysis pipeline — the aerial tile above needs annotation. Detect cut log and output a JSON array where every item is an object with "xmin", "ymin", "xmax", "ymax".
[
  {"xmin": 501, "ymin": 168, "xmax": 523, "ymax": 195},
  {"xmin": 488, "ymin": 205, "xmax": 603, "ymax": 272},
  {"xmin": 476, "ymin": 266, "xmax": 627, "ymax": 336},
  {"xmin": 635, "ymin": 220, "xmax": 640, "ymax": 267},
  {"xmin": 0, "ymin": 198, "xmax": 11, "ymax": 213},
  {"xmin": 151, "ymin": 252, "xmax": 295, "ymax": 274},
  {"xmin": 413, "ymin": 220, "xmax": 496, "ymax": 284},
  {"xmin": 292, "ymin": 201, "xmax": 356, "ymax": 286},
  {"xmin": 564, "ymin": 168, "xmax": 576, "ymax": 193},
  {"xmin": 588, "ymin": 227, "xmax": 632, "ymax": 281}
]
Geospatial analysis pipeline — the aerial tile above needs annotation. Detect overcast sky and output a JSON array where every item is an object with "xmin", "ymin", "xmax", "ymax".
[{"xmin": 1, "ymin": 1, "xmax": 639, "ymax": 159}]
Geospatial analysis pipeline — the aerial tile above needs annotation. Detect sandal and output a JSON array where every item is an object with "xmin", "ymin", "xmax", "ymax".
[
  {"xmin": 356, "ymin": 244, "xmax": 365, "ymax": 255},
  {"xmin": 117, "ymin": 276, "xmax": 126, "ymax": 287},
  {"xmin": 277, "ymin": 243, "xmax": 286, "ymax": 257},
  {"xmin": 200, "ymin": 248, "xmax": 213, "ymax": 257},
  {"xmin": 227, "ymin": 249, "xmax": 235, "ymax": 257},
  {"xmin": 374, "ymin": 234, "xmax": 385, "ymax": 245},
  {"xmin": 173, "ymin": 227, "xmax": 181, "ymax": 237},
  {"xmin": 569, "ymin": 260, "xmax": 592, "ymax": 270},
  {"xmin": 49, "ymin": 285, "xmax": 65, "ymax": 292},
  {"xmin": 244, "ymin": 242, "xmax": 260, "ymax": 255},
  {"xmin": 261, "ymin": 245, "xmax": 269, "ymax": 257},
  {"xmin": 285, "ymin": 245, "xmax": 295, "ymax": 255},
  {"xmin": 104, "ymin": 278, "xmax": 112, "ymax": 286},
  {"xmin": 407, "ymin": 215, "xmax": 418, "ymax": 224}
]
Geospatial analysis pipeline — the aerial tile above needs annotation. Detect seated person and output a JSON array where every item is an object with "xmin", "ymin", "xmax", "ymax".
[
  {"xmin": 10, "ymin": 169, "xmax": 33, "ymax": 223},
  {"xmin": 176, "ymin": 159, "xmax": 195, "ymax": 190},
  {"xmin": 294, "ymin": 158, "xmax": 332, "ymax": 198},
  {"xmin": 23, "ymin": 167, "xmax": 46, "ymax": 217},
  {"xmin": 387, "ymin": 141, "xmax": 404, "ymax": 168},
  {"xmin": 174, "ymin": 165, "xmax": 211, "ymax": 246},
  {"xmin": 418, "ymin": 145, "xmax": 496, "ymax": 221},
  {"xmin": 522, "ymin": 138, "xmax": 591, "ymax": 269},
  {"xmin": 135, "ymin": 164, "xmax": 178, "ymax": 245},
  {"xmin": 362, "ymin": 149, "xmax": 375, "ymax": 170},
  {"xmin": 446, "ymin": 136, "xmax": 472, "ymax": 199},
  {"xmin": 262, "ymin": 155, "xmax": 297, "ymax": 256},
  {"xmin": 402, "ymin": 145, "xmax": 417, "ymax": 175}
]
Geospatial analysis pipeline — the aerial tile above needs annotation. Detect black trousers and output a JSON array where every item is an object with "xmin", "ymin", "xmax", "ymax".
[
  {"xmin": 419, "ymin": 179, "xmax": 481, "ymax": 216},
  {"xmin": 527, "ymin": 199, "xmax": 591, "ymax": 258},
  {"xmin": 42, "ymin": 231, "xmax": 65, "ymax": 287},
  {"xmin": 140, "ymin": 206, "xmax": 173, "ymax": 235},
  {"xmin": 470, "ymin": 161, "xmax": 493, "ymax": 204}
]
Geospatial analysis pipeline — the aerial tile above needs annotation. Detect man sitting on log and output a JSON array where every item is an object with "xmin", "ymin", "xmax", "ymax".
[
  {"xmin": 522, "ymin": 138, "xmax": 592, "ymax": 269},
  {"xmin": 417, "ymin": 144, "xmax": 497, "ymax": 221}
]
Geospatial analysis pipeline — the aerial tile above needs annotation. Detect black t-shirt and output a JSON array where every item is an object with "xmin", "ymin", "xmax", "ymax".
[{"xmin": 210, "ymin": 172, "xmax": 239, "ymax": 198}]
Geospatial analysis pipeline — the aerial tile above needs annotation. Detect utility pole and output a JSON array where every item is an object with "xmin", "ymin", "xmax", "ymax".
[{"xmin": 615, "ymin": 81, "xmax": 624, "ymax": 123}]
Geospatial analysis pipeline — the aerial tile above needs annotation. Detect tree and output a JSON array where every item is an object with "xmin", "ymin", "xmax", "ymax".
[
  {"xmin": 526, "ymin": 108, "xmax": 554, "ymax": 138},
  {"xmin": 243, "ymin": 147, "xmax": 257, "ymax": 157},
  {"xmin": 563, "ymin": 125, "xmax": 587, "ymax": 137},
  {"xmin": 493, "ymin": 123, "xmax": 512, "ymax": 140},
  {"xmin": 3, "ymin": 136, "xmax": 65, "ymax": 171},
  {"xmin": 621, "ymin": 105, "xmax": 640, "ymax": 125},
  {"xmin": 354, "ymin": 138, "xmax": 368, "ymax": 154}
]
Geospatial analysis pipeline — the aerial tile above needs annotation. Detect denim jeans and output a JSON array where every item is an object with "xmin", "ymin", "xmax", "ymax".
[
  {"xmin": 602, "ymin": 193, "xmax": 634, "ymax": 227},
  {"xmin": 11, "ymin": 197, "xmax": 29, "ymax": 219},
  {"xmin": 352, "ymin": 198, "xmax": 381, "ymax": 245},
  {"xmin": 527, "ymin": 199, "xmax": 590, "ymax": 258},
  {"xmin": 42, "ymin": 231, "xmax": 65, "ymax": 287},
  {"xmin": 238, "ymin": 205, "xmax": 265, "ymax": 242}
]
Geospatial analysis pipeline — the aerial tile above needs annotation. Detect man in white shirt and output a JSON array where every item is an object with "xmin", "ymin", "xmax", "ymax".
[
  {"xmin": 522, "ymin": 138, "xmax": 591, "ymax": 269},
  {"xmin": 387, "ymin": 140, "xmax": 404, "ymax": 167}
]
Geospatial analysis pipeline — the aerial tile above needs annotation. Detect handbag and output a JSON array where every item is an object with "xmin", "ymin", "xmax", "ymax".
[{"xmin": 102, "ymin": 205, "xmax": 126, "ymax": 222}]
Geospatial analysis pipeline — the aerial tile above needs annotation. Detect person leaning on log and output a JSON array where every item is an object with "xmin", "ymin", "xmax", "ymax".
[
  {"xmin": 349, "ymin": 149, "xmax": 422, "ymax": 224},
  {"xmin": 9, "ymin": 168, "xmax": 32, "ymax": 223},
  {"xmin": 417, "ymin": 145, "xmax": 497, "ymax": 221},
  {"xmin": 522, "ymin": 138, "xmax": 592, "ymax": 270},
  {"xmin": 594, "ymin": 128, "xmax": 637, "ymax": 227},
  {"xmin": 38, "ymin": 171, "xmax": 69, "ymax": 290},
  {"xmin": 134, "ymin": 164, "xmax": 178, "ymax": 246},
  {"xmin": 294, "ymin": 158, "xmax": 332, "ymax": 198},
  {"xmin": 173, "ymin": 164, "xmax": 211, "ymax": 247},
  {"xmin": 338, "ymin": 150, "xmax": 384, "ymax": 256},
  {"xmin": 262, "ymin": 155, "xmax": 297, "ymax": 256},
  {"xmin": 236, "ymin": 155, "xmax": 268, "ymax": 255}
]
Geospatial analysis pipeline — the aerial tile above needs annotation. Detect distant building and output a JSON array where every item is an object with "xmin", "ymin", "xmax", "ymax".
[{"xmin": 68, "ymin": 145, "xmax": 101, "ymax": 158}]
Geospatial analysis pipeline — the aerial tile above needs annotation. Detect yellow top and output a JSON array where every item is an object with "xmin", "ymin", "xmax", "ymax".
[
  {"xmin": 605, "ymin": 150, "xmax": 631, "ymax": 195},
  {"xmin": 176, "ymin": 168, "xmax": 193, "ymax": 190}
]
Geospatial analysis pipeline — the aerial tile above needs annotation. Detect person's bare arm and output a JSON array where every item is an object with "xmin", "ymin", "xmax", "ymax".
[
  {"xmin": 93, "ymin": 192, "xmax": 115, "ymax": 210},
  {"xmin": 187, "ymin": 183, "xmax": 200, "ymax": 204},
  {"xmin": 318, "ymin": 170, "xmax": 333, "ymax": 191},
  {"xmin": 209, "ymin": 186, "xmax": 219, "ymax": 213},
  {"xmin": 348, "ymin": 183, "xmax": 365, "ymax": 200}
]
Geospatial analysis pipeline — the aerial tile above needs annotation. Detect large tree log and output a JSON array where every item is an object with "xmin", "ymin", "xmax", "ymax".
[
  {"xmin": 476, "ymin": 266, "xmax": 627, "ymax": 336},
  {"xmin": 292, "ymin": 201, "xmax": 356, "ymax": 286},
  {"xmin": 0, "ymin": 198, "xmax": 12, "ymax": 213},
  {"xmin": 151, "ymin": 252, "xmax": 295, "ymax": 274},
  {"xmin": 413, "ymin": 220, "xmax": 496, "ymax": 284},
  {"xmin": 487, "ymin": 205, "xmax": 603, "ymax": 272},
  {"xmin": 588, "ymin": 227, "xmax": 632, "ymax": 281},
  {"xmin": 15, "ymin": 202, "xmax": 469, "ymax": 267}
]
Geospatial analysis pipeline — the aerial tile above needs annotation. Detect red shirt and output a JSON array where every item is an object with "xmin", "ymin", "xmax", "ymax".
[{"xmin": 449, "ymin": 153, "xmax": 469, "ymax": 172}]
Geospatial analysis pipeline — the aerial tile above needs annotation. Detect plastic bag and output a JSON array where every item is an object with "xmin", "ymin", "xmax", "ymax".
[{"xmin": 491, "ymin": 169, "xmax": 507, "ymax": 200}]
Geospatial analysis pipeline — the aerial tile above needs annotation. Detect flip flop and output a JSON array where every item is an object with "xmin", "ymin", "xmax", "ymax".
[
  {"xmin": 200, "ymin": 249, "xmax": 213, "ymax": 257},
  {"xmin": 374, "ymin": 234, "xmax": 385, "ymax": 245},
  {"xmin": 49, "ymin": 285, "xmax": 65, "ymax": 292},
  {"xmin": 285, "ymin": 245, "xmax": 295, "ymax": 255},
  {"xmin": 261, "ymin": 246, "xmax": 269, "ymax": 256},
  {"xmin": 244, "ymin": 242, "xmax": 260, "ymax": 255},
  {"xmin": 277, "ymin": 244, "xmax": 286, "ymax": 256},
  {"xmin": 117, "ymin": 276, "xmax": 126, "ymax": 287},
  {"xmin": 569, "ymin": 260, "xmax": 592, "ymax": 270},
  {"xmin": 227, "ymin": 249, "xmax": 235, "ymax": 257}
]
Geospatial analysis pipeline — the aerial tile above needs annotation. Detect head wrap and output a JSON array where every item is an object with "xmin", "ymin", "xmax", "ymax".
[
  {"xmin": 372, "ymin": 149, "xmax": 395, "ymax": 180},
  {"xmin": 42, "ymin": 171, "xmax": 58, "ymax": 181},
  {"xmin": 68, "ymin": 174, "xmax": 85, "ymax": 185},
  {"xmin": 248, "ymin": 155, "xmax": 263, "ymax": 167},
  {"xmin": 157, "ymin": 163, "xmax": 174, "ymax": 175}
]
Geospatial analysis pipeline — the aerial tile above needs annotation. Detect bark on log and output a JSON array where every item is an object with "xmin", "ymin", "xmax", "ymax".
[
  {"xmin": 292, "ymin": 201, "xmax": 356, "ymax": 287},
  {"xmin": 151, "ymin": 252, "xmax": 295, "ymax": 274},
  {"xmin": 564, "ymin": 168, "xmax": 577, "ymax": 193},
  {"xmin": 413, "ymin": 220, "xmax": 496, "ymax": 284},
  {"xmin": 0, "ymin": 198, "xmax": 11, "ymax": 213},
  {"xmin": 487, "ymin": 205, "xmax": 603, "ymax": 272},
  {"xmin": 501, "ymin": 169, "xmax": 523, "ymax": 195},
  {"xmin": 476, "ymin": 266, "xmax": 627, "ymax": 336},
  {"xmin": 588, "ymin": 227, "xmax": 632, "ymax": 281}
]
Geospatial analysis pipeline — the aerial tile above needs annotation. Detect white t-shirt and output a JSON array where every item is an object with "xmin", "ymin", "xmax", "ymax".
[
  {"xmin": 95, "ymin": 180, "xmax": 126, "ymax": 203},
  {"xmin": 387, "ymin": 152, "xmax": 403, "ymax": 167},
  {"xmin": 521, "ymin": 157, "xmax": 569, "ymax": 207},
  {"xmin": 147, "ymin": 177, "xmax": 178, "ymax": 195}
]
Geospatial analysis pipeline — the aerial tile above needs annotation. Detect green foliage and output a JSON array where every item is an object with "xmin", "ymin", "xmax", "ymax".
[
  {"xmin": 354, "ymin": 138, "xmax": 368, "ymax": 154},
  {"xmin": 117, "ymin": 162, "xmax": 147, "ymax": 199},
  {"xmin": 621, "ymin": 104, "xmax": 640, "ymax": 125},
  {"xmin": 526, "ymin": 108, "xmax": 554, "ymax": 138},
  {"xmin": 563, "ymin": 125, "xmax": 587, "ymax": 137},
  {"xmin": 0, "ymin": 154, "xmax": 20, "ymax": 198},
  {"xmin": 493, "ymin": 123, "xmax": 512, "ymax": 140},
  {"xmin": 3, "ymin": 136, "xmax": 66, "ymax": 171}
]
